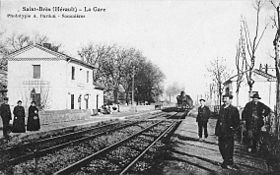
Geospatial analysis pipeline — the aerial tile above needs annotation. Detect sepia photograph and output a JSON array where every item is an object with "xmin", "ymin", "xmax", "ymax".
[{"xmin": 0, "ymin": 0, "xmax": 280, "ymax": 174}]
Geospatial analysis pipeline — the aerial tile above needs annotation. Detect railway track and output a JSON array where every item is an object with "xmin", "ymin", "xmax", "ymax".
[
  {"xmin": 54, "ymin": 119, "xmax": 180, "ymax": 175},
  {"xmin": 0, "ymin": 111, "xmax": 182, "ymax": 174}
]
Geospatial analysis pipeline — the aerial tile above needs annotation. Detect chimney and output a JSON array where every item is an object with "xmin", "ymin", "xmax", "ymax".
[
  {"xmin": 43, "ymin": 43, "xmax": 51, "ymax": 49},
  {"xmin": 265, "ymin": 64, "xmax": 268, "ymax": 73},
  {"xmin": 259, "ymin": 64, "xmax": 262, "ymax": 70},
  {"xmin": 52, "ymin": 46, "xmax": 58, "ymax": 52}
]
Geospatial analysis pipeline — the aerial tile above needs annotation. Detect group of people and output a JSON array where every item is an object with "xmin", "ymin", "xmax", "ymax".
[
  {"xmin": 196, "ymin": 92, "xmax": 270, "ymax": 170},
  {"xmin": 0, "ymin": 97, "xmax": 40, "ymax": 140}
]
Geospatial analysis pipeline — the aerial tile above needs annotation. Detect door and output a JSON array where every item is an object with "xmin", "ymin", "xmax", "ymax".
[{"xmin": 71, "ymin": 94, "xmax": 74, "ymax": 109}]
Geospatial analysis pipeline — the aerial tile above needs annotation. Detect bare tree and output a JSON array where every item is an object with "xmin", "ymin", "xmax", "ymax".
[
  {"xmin": 33, "ymin": 33, "xmax": 49, "ymax": 44},
  {"xmin": 235, "ymin": 22, "xmax": 246, "ymax": 106},
  {"xmin": 5, "ymin": 33, "xmax": 32, "ymax": 51},
  {"xmin": 207, "ymin": 58, "xmax": 231, "ymax": 107},
  {"xmin": 209, "ymin": 83, "xmax": 215, "ymax": 101},
  {"xmin": 241, "ymin": 0, "xmax": 269, "ymax": 98},
  {"xmin": 270, "ymin": 0, "xmax": 280, "ymax": 138}
]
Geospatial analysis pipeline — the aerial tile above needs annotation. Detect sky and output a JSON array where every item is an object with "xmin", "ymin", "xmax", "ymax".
[{"xmin": 0, "ymin": 0, "xmax": 277, "ymax": 100}]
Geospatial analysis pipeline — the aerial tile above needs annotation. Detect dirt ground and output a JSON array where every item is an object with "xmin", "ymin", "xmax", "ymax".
[{"xmin": 157, "ymin": 110, "xmax": 271, "ymax": 175}]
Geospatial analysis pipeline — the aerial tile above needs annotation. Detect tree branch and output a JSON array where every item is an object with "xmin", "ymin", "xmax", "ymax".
[
  {"xmin": 271, "ymin": 0, "xmax": 278, "ymax": 9},
  {"xmin": 255, "ymin": 22, "xmax": 269, "ymax": 51}
]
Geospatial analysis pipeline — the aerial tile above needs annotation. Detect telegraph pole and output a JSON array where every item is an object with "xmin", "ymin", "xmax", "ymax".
[
  {"xmin": 132, "ymin": 66, "xmax": 135, "ymax": 108},
  {"xmin": 131, "ymin": 66, "xmax": 137, "ymax": 112}
]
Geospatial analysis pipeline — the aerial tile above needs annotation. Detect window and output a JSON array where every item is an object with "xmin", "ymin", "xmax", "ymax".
[
  {"xmin": 71, "ymin": 66, "xmax": 75, "ymax": 80},
  {"xmin": 71, "ymin": 94, "xmax": 74, "ymax": 109},
  {"xmin": 33, "ymin": 65, "xmax": 41, "ymax": 79},
  {"xmin": 86, "ymin": 71, "xmax": 89, "ymax": 83}
]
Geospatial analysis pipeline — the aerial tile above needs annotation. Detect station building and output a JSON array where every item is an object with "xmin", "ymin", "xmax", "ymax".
[
  {"xmin": 223, "ymin": 67, "xmax": 276, "ymax": 109},
  {"xmin": 6, "ymin": 44, "xmax": 104, "ymax": 111}
]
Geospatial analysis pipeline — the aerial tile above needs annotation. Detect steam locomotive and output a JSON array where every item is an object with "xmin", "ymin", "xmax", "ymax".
[{"xmin": 176, "ymin": 91, "xmax": 193, "ymax": 112}]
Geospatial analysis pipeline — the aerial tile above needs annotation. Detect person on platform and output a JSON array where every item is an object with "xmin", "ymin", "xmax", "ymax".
[
  {"xmin": 215, "ymin": 94, "xmax": 240, "ymax": 170},
  {"xmin": 196, "ymin": 98, "xmax": 211, "ymax": 141},
  {"xmin": 27, "ymin": 101, "xmax": 40, "ymax": 131},
  {"xmin": 12, "ymin": 100, "xmax": 26, "ymax": 133},
  {"xmin": 242, "ymin": 93, "xmax": 270, "ymax": 153},
  {"xmin": 0, "ymin": 97, "xmax": 12, "ymax": 140}
]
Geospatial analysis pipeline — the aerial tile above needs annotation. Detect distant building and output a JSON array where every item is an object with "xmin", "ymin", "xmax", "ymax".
[
  {"xmin": 223, "ymin": 67, "xmax": 276, "ymax": 109},
  {"xmin": 6, "ymin": 44, "xmax": 104, "ymax": 111}
]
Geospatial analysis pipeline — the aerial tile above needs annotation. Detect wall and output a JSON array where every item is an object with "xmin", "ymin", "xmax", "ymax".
[
  {"xmin": 66, "ymin": 62, "xmax": 103, "ymax": 110},
  {"xmin": 7, "ymin": 46, "xmax": 104, "ymax": 111},
  {"xmin": 8, "ymin": 60, "xmax": 66, "ymax": 111},
  {"xmin": 225, "ymin": 79, "xmax": 276, "ymax": 109},
  {"xmin": 39, "ymin": 109, "xmax": 92, "ymax": 125},
  {"xmin": 0, "ymin": 109, "xmax": 92, "ymax": 129}
]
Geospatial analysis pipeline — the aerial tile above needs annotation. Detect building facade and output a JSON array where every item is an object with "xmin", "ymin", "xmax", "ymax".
[
  {"xmin": 7, "ymin": 44, "xmax": 104, "ymax": 111},
  {"xmin": 223, "ymin": 69, "xmax": 276, "ymax": 109}
]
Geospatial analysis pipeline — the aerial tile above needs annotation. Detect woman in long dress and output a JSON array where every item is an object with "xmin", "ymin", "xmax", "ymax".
[
  {"xmin": 27, "ymin": 101, "xmax": 40, "ymax": 131},
  {"xmin": 12, "ymin": 100, "xmax": 26, "ymax": 133}
]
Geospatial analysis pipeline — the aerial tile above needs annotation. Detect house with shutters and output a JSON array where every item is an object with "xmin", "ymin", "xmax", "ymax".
[
  {"xmin": 223, "ymin": 66, "xmax": 276, "ymax": 109},
  {"xmin": 6, "ymin": 43, "xmax": 104, "ymax": 111}
]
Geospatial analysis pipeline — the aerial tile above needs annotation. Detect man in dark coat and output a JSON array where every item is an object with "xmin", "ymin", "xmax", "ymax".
[
  {"xmin": 242, "ymin": 93, "xmax": 270, "ymax": 153},
  {"xmin": 12, "ymin": 100, "xmax": 26, "ymax": 133},
  {"xmin": 196, "ymin": 98, "xmax": 211, "ymax": 141},
  {"xmin": 0, "ymin": 97, "xmax": 12, "ymax": 139},
  {"xmin": 215, "ymin": 94, "xmax": 240, "ymax": 170}
]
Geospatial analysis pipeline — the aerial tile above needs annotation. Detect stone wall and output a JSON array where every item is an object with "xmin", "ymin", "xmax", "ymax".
[
  {"xmin": 39, "ymin": 109, "xmax": 92, "ymax": 125},
  {"xmin": 111, "ymin": 104, "xmax": 155, "ymax": 113},
  {"xmin": 0, "ymin": 109, "xmax": 93, "ymax": 129}
]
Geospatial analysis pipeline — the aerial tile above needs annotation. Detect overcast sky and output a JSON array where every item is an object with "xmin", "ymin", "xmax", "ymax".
[{"xmin": 0, "ymin": 0, "xmax": 277, "ymax": 100}]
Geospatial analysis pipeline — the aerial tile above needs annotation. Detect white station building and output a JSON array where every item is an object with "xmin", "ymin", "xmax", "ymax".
[
  {"xmin": 223, "ymin": 68, "xmax": 276, "ymax": 109},
  {"xmin": 6, "ymin": 44, "xmax": 104, "ymax": 111}
]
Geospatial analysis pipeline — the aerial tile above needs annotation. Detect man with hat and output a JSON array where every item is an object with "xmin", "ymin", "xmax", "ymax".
[
  {"xmin": 196, "ymin": 98, "xmax": 211, "ymax": 141},
  {"xmin": 0, "ymin": 97, "xmax": 12, "ymax": 140},
  {"xmin": 242, "ymin": 92, "xmax": 270, "ymax": 153},
  {"xmin": 215, "ymin": 94, "xmax": 240, "ymax": 169}
]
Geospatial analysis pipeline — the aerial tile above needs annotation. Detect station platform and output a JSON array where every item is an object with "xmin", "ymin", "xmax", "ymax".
[
  {"xmin": 0, "ymin": 109, "xmax": 158, "ymax": 148},
  {"xmin": 161, "ymin": 109, "xmax": 272, "ymax": 175}
]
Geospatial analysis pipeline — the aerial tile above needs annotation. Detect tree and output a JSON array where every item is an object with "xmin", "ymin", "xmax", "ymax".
[
  {"xmin": 241, "ymin": 0, "xmax": 269, "ymax": 98},
  {"xmin": 78, "ymin": 43, "xmax": 116, "ymax": 82},
  {"xmin": 235, "ymin": 22, "xmax": 247, "ymax": 106},
  {"xmin": 207, "ymin": 58, "xmax": 231, "ymax": 107},
  {"xmin": 1, "ymin": 32, "xmax": 61, "ymax": 56},
  {"xmin": 270, "ymin": 0, "xmax": 280, "ymax": 138},
  {"xmin": 135, "ymin": 61, "xmax": 165, "ymax": 104},
  {"xmin": 119, "ymin": 49, "xmax": 145, "ymax": 104},
  {"xmin": 78, "ymin": 43, "xmax": 165, "ymax": 105}
]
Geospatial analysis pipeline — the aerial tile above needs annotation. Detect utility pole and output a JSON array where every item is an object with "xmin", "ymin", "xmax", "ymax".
[{"xmin": 132, "ymin": 66, "xmax": 135, "ymax": 111}]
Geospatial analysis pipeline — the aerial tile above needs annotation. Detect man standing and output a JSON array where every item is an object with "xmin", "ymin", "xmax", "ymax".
[
  {"xmin": 0, "ymin": 97, "xmax": 12, "ymax": 140},
  {"xmin": 196, "ymin": 98, "xmax": 211, "ymax": 141},
  {"xmin": 242, "ymin": 93, "xmax": 270, "ymax": 153},
  {"xmin": 215, "ymin": 94, "xmax": 240, "ymax": 169}
]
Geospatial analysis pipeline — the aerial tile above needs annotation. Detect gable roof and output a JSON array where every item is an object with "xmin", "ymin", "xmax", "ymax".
[
  {"xmin": 6, "ymin": 44, "xmax": 96, "ymax": 69},
  {"xmin": 253, "ymin": 69, "xmax": 276, "ymax": 80},
  {"xmin": 224, "ymin": 68, "xmax": 276, "ymax": 85}
]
